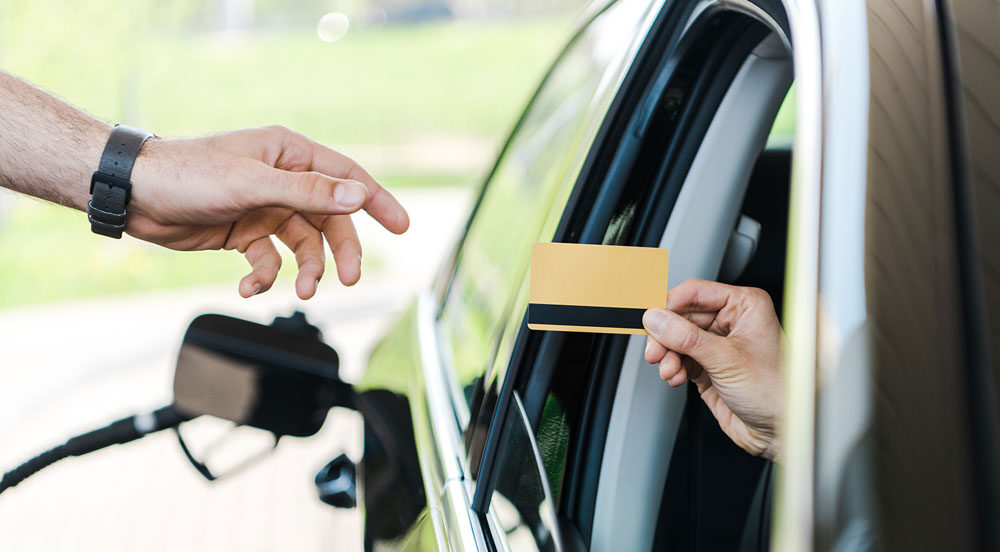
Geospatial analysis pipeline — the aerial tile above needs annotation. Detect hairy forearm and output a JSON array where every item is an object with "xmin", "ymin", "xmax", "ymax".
[{"xmin": 0, "ymin": 70, "xmax": 111, "ymax": 211}]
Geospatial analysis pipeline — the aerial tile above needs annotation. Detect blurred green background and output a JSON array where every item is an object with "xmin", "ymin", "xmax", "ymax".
[{"xmin": 0, "ymin": 0, "xmax": 578, "ymax": 307}]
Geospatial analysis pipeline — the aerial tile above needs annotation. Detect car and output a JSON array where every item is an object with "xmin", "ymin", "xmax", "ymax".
[{"xmin": 352, "ymin": 0, "xmax": 1000, "ymax": 550}]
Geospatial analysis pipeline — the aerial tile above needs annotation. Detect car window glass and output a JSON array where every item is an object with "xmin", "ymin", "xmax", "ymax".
[
  {"xmin": 437, "ymin": 0, "xmax": 654, "ymax": 424},
  {"xmin": 527, "ymin": 332, "xmax": 593, "ymax": 505},
  {"xmin": 489, "ymin": 392, "xmax": 562, "ymax": 552},
  {"xmin": 534, "ymin": 394, "xmax": 571, "ymax": 504}
]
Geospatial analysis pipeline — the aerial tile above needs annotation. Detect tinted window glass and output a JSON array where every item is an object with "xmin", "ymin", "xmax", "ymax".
[
  {"xmin": 526, "ymin": 332, "xmax": 594, "ymax": 505},
  {"xmin": 490, "ymin": 392, "xmax": 561, "ymax": 552}
]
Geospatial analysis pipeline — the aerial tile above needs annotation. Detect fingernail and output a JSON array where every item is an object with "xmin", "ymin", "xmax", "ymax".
[
  {"xmin": 251, "ymin": 283, "xmax": 262, "ymax": 296},
  {"xmin": 642, "ymin": 309, "xmax": 667, "ymax": 332},
  {"xmin": 334, "ymin": 182, "xmax": 366, "ymax": 209},
  {"xmin": 644, "ymin": 339, "xmax": 653, "ymax": 359},
  {"xmin": 314, "ymin": 279, "xmax": 320, "ymax": 291}
]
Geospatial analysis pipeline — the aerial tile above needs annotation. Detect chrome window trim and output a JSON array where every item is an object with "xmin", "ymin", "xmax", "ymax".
[
  {"xmin": 419, "ymin": 293, "xmax": 472, "ymax": 484},
  {"xmin": 811, "ymin": 0, "xmax": 870, "ymax": 543},
  {"xmin": 417, "ymin": 292, "xmax": 483, "ymax": 550},
  {"xmin": 438, "ymin": 325, "xmax": 472, "ymax": 431},
  {"xmin": 441, "ymin": 479, "xmax": 485, "ymax": 551},
  {"xmin": 772, "ymin": 0, "xmax": 824, "ymax": 550},
  {"xmin": 484, "ymin": 509, "xmax": 512, "ymax": 552}
]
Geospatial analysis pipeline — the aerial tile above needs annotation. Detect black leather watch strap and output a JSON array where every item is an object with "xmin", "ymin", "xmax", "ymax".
[{"xmin": 89, "ymin": 124, "xmax": 154, "ymax": 238}]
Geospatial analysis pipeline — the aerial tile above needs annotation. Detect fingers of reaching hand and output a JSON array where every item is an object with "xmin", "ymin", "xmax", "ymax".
[
  {"xmin": 255, "ymin": 157, "xmax": 408, "ymax": 237},
  {"xmin": 363, "ymin": 182, "xmax": 410, "ymax": 235},
  {"xmin": 252, "ymin": 166, "xmax": 371, "ymax": 216},
  {"xmin": 299, "ymin": 142, "xmax": 410, "ymax": 235},
  {"xmin": 240, "ymin": 237, "xmax": 282, "ymax": 298},
  {"xmin": 230, "ymin": 210, "xmax": 328, "ymax": 299},
  {"xmin": 274, "ymin": 214, "xmax": 326, "ymax": 300},
  {"xmin": 308, "ymin": 214, "xmax": 362, "ymax": 286}
]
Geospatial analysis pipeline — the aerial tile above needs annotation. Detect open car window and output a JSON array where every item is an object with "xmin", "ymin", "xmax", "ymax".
[{"xmin": 500, "ymin": 11, "xmax": 794, "ymax": 549}]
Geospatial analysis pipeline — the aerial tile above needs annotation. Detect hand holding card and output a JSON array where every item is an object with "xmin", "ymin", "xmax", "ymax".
[{"xmin": 528, "ymin": 243, "xmax": 669, "ymax": 334}]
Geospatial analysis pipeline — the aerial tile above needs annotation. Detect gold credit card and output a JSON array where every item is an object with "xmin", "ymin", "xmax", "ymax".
[{"xmin": 528, "ymin": 242, "xmax": 669, "ymax": 335}]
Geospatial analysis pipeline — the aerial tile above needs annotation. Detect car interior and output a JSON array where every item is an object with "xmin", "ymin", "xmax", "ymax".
[{"xmin": 649, "ymin": 142, "xmax": 791, "ymax": 552}]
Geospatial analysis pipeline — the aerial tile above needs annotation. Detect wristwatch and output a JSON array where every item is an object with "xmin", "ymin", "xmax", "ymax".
[{"xmin": 88, "ymin": 124, "xmax": 155, "ymax": 238}]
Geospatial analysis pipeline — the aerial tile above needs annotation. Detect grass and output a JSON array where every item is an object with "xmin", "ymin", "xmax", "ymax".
[
  {"xmin": 380, "ymin": 172, "xmax": 475, "ymax": 189},
  {"xmin": 0, "ymin": 198, "xmax": 249, "ymax": 306},
  {"xmin": 137, "ymin": 19, "xmax": 571, "ymax": 146},
  {"xmin": 2, "ymin": 17, "xmax": 572, "ymax": 147}
]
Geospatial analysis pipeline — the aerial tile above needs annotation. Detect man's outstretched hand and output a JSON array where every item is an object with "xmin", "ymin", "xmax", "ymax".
[
  {"xmin": 128, "ymin": 126, "xmax": 410, "ymax": 299},
  {"xmin": 0, "ymin": 72, "xmax": 407, "ymax": 299},
  {"xmin": 643, "ymin": 279, "xmax": 784, "ymax": 461}
]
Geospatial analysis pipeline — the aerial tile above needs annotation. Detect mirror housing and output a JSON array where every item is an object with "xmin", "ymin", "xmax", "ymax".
[{"xmin": 173, "ymin": 311, "xmax": 351, "ymax": 437}]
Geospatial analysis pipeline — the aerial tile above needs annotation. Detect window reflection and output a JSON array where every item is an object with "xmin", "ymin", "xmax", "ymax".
[{"xmin": 490, "ymin": 392, "xmax": 561, "ymax": 552}]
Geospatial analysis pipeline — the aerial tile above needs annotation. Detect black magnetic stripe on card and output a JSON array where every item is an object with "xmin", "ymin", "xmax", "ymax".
[{"xmin": 527, "ymin": 304, "xmax": 646, "ymax": 330}]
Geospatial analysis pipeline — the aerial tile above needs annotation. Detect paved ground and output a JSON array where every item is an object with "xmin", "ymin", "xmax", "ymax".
[{"xmin": 0, "ymin": 187, "xmax": 473, "ymax": 551}]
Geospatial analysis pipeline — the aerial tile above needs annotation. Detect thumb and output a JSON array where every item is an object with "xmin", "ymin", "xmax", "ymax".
[
  {"xmin": 255, "ymin": 167, "xmax": 369, "ymax": 215},
  {"xmin": 642, "ymin": 308, "xmax": 728, "ymax": 368}
]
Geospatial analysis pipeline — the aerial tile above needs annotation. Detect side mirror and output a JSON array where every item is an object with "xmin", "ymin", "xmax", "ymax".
[{"xmin": 173, "ymin": 311, "xmax": 352, "ymax": 438}]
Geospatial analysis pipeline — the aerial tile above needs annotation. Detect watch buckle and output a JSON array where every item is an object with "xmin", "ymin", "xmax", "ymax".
[{"xmin": 90, "ymin": 171, "xmax": 133, "ymax": 201}]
